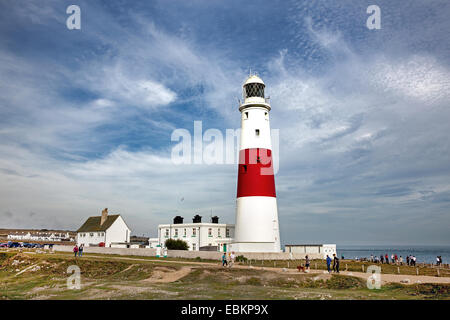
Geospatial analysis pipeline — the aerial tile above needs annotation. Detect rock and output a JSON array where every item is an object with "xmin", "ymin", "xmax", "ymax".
[{"xmin": 400, "ymin": 279, "xmax": 410, "ymax": 284}]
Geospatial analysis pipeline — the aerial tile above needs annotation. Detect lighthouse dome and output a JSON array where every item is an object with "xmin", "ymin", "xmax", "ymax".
[{"xmin": 243, "ymin": 75, "xmax": 265, "ymax": 99}]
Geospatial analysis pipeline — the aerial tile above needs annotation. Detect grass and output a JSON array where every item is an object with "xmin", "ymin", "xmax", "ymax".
[
  {"xmin": 239, "ymin": 258, "xmax": 450, "ymax": 277},
  {"xmin": 1, "ymin": 251, "xmax": 449, "ymax": 300}
]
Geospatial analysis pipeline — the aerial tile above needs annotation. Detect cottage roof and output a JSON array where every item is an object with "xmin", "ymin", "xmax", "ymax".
[{"xmin": 77, "ymin": 215, "xmax": 120, "ymax": 232}]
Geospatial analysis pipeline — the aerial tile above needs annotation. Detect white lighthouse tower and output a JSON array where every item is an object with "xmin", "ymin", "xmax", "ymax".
[{"xmin": 231, "ymin": 74, "xmax": 281, "ymax": 252}]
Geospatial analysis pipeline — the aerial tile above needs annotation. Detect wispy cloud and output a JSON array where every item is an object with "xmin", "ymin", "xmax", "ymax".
[{"xmin": 0, "ymin": 0, "xmax": 449, "ymax": 245}]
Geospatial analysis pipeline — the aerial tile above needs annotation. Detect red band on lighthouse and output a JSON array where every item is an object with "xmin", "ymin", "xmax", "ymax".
[{"xmin": 237, "ymin": 148, "xmax": 276, "ymax": 198}]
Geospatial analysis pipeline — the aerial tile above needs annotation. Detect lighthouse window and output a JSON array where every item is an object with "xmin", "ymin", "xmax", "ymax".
[
  {"xmin": 255, "ymin": 129, "xmax": 260, "ymax": 136},
  {"xmin": 265, "ymin": 112, "xmax": 268, "ymax": 120},
  {"xmin": 244, "ymin": 83, "xmax": 265, "ymax": 98},
  {"xmin": 240, "ymin": 164, "xmax": 247, "ymax": 173},
  {"xmin": 244, "ymin": 112, "xmax": 248, "ymax": 119}
]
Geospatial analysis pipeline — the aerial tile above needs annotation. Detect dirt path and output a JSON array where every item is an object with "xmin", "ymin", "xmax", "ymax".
[
  {"xmin": 143, "ymin": 266, "xmax": 192, "ymax": 283},
  {"xmin": 53, "ymin": 253, "xmax": 450, "ymax": 285}
]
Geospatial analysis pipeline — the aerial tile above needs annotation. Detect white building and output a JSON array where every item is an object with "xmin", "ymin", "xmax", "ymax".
[
  {"xmin": 147, "ymin": 238, "xmax": 159, "ymax": 248},
  {"xmin": 284, "ymin": 244, "xmax": 337, "ymax": 259},
  {"xmin": 7, "ymin": 231, "xmax": 74, "ymax": 242},
  {"xmin": 76, "ymin": 208, "xmax": 131, "ymax": 247},
  {"xmin": 158, "ymin": 215, "xmax": 235, "ymax": 252}
]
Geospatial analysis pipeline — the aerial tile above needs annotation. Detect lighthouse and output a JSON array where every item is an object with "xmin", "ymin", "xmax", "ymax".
[{"xmin": 231, "ymin": 74, "xmax": 281, "ymax": 252}]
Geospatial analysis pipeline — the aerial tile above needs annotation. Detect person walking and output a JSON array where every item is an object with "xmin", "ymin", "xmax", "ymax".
[
  {"xmin": 385, "ymin": 254, "xmax": 389, "ymax": 264},
  {"xmin": 399, "ymin": 256, "xmax": 403, "ymax": 265},
  {"xmin": 412, "ymin": 256, "xmax": 416, "ymax": 266},
  {"xmin": 394, "ymin": 254, "xmax": 398, "ymax": 265},
  {"xmin": 305, "ymin": 255, "xmax": 310, "ymax": 272},
  {"xmin": 78, "ymin": 244, "xmax": 83, "ymax": 257},
  {"xmin": 333, "ymin": 254, "xmax": 340, "ymax": 273},
  {"xmin": 406, "ymin": 255, "xmax": 410, "ymax": 266},
  {"xmin": 229, "ymin": 251, "xmax": 235, "ymax": 267},
  {"xmin": 73, "ymin": 245, "xmax": 78, "ymax": 258},
  {"xmin": 222, "ymin": 252, "xmax": 228, "ymax": 267},
  {"xmin": 326, "ymin": 255, "xmax": 332, "ymax": 273},
  {"xmin": 380, "ymin": 255, "xmax": 384, "ymax": 264}
]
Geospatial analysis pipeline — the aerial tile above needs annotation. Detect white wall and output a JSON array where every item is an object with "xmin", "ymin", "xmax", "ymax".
[
  {"xmin": 105, "ymin": 216, "xmax": 130, "ymax": 247},
  {"xmin": 240, "ymin": 106, "xmax": 272, "ymax": 150},
  {"xmin": 158, "ymin": 223, "xmax": 235, "ymax": 251},
  {"xmin": 77, "ymin": 232, "xmax": 105, "ymax": 247}
]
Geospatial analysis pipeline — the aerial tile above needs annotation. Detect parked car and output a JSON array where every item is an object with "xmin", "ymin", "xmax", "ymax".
[
  {"xmin": 0, "ymin": 243, "xmax": 8, "ymax": 247},
  {"xmin": 22, "ymin": 242, "xmax": 33, "ymax": 248},
  {"xmin": 8, "ymin": 242, "xmax": 21, "ymax": 248},
  {"xmin": 34, "ymin": 243, "xmax": 44, "ymax": 248}
]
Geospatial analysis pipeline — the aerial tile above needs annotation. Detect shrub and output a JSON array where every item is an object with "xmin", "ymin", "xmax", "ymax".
[
  {"xmin": 164, "ymin": 239, "xmax": 189, "ymax": 250},
  {"xmin": 235, "ymin": 255, "xmax": 248, "ymax": 263},
  {"xmin": 326, "ymin": 275, "xmax": 365, "ymax": 289}
]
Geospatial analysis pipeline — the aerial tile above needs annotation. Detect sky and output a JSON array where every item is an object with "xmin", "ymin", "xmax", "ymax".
[{"xmin": 0, "ymin": 0, "xmax": 449, "ymax": 246}]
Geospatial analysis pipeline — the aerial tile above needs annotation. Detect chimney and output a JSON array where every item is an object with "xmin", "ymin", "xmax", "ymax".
[
  {"xmin": 211, "ymin": 216, "xmax": 219, "ymax": 224},
  {"xmin": 173, "ymin": 216, "xmax": 184, "ymax": 224},
  {"xmin": 101, "ymin": 208, "xmax": 108, "ymax": 225}
]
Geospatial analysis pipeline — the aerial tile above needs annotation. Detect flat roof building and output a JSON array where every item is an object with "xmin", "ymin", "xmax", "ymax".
[{"xmin": 158, "ymin": 215, "xmax": 235, "ymax": 252}]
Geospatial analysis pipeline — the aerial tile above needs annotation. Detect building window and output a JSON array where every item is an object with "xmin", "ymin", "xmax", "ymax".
[
  {"xmin": 97, "ymin": 232, "xmax": 101, "ymax": 236},
  {"xmin": 192, "ymin": 244, "xmax": 196, "ymax": 251},
  {"xmin": 218, "ymin": 228, "xmax": 221, "ymax": 237},
  {"xmin": 184, "ymin": 229, "xmax": 187, "ymax": 237},
  {"xmin": 255, "ymin": 129, "xmax": 260, "ymax": 136},
  {"xmin": 208, "ymin": 228, "xmax": 212, "ymax": 237},
  {"xmin": 90, "ymin": 233, "xmax": 93, "ymax": 237},
  {"xmin": 226, "ymin": 228, "xmax": 230, "ymax": 238},
  {"xmin": 192, "ymin": 228, "xmax": 196, "ymax": 237},
  {"xmin": 174, "ymin": 229, "xmax": 178, "ymax": 237},
  {"xmin": 165, "ymin": 229, "xmax": 169, "ymax": 238}
]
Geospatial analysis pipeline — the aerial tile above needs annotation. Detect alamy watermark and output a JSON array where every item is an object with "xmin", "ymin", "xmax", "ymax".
[
  {"xmin": 66, "ymin": 265, "xmax": 81, "ymax": 290},
  {"xmin": 171, "ymin": 121, "xmax": 279, "ymax": 174},
  {"xmin": 66, "ymin": 5, "xmax": 81, "ymax": 30},
  {"xmin": 366, "ymin": 265, "xmax": 382, "ymax": 289}
]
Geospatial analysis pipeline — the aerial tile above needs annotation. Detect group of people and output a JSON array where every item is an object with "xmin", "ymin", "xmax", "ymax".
[
  {"xmin": 222, "ymin": 251, "xmax": 236, "ymax": 267},
  {"xmin": 326, "ymin": 254, "xmax": 340, "ymax": 273},
  {"xmin": 406, "ymin": 255, "xmax": 417, "ymax": 266},
  {"xmin": 73, "ymin": 244, "xmax": 84, "ymax": 257},
  {"xmin": 369, "ymin": 254, "xmax": 413, "ymax": 266}
]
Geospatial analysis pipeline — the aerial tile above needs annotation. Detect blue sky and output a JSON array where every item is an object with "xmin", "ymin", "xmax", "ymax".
[{"xmin": 0, "ymin": 0, "xmax": 449, "ymax": 245}]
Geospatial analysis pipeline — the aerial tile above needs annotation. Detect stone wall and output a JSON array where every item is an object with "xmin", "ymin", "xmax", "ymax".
[
  {"xmin": 54, "ymin": 245, "xmax": 325, "ymax": 260},
  {"xmin": 53, "ymin": 245, "xmax": 156, "ymax": 257}
]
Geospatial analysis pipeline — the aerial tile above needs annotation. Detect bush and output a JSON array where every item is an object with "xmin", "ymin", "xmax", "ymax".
[
  {"xmin": 164, "ymin": 239, "xmax": 189, "ymax": 250},
  {"xmin": 235, "ymin": 255, "xmax": 248, "ymax": 263}
]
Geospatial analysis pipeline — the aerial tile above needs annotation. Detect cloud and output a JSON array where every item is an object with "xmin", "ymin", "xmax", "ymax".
[{"xmin": 0, "ymin": 0, "xmax": 449, "ymax": 245}]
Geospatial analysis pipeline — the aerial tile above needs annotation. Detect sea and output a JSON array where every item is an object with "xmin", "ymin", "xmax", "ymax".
[{"xmin": 336, "ymin": 245, "xmax": 450, "ymax": 264}]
